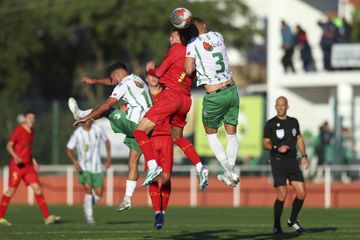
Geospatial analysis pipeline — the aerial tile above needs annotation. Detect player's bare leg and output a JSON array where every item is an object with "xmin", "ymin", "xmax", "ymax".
[
  {"xmin": 205, "ymin": 125, "xmax": 239, "ymax": 186},
  {"xmin": 288, "ymin": 181, "xmax": 306, "ymax": 233},
  {"xmin": 0, "ymin": 188, "xmax": 17, "ymax": 226},
  {"xmin": 134, "ymin": 118, "xmax": 163, "ymax": 186},
  {"xmin": 117, "ymin": 149, "xmax": 141, "ymax": 212},
  {"xmin": 29, "ymin": 183, "xmax": 61, "ymax": 225},
  {"xmin": 83, "ymin": 183, "xmax": 95, "ymax": 226},
  {"xmin": 171, "ymin": 126, "xmax": 208, "ymax": 191}
]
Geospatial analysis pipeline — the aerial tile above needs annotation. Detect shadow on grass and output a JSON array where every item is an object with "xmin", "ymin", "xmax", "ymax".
[{"xmin": 165, "ymin": 227, "xmax": 338, "ymax": 240}]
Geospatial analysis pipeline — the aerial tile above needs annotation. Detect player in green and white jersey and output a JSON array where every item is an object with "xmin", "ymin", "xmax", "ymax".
[
  {"xmin": 66, "ymin": 120, "xmax": 111, "ymax": 225},
  {"xmin": 69, "ymin": 62, "xmax": 152, "ymax": 212},
  {"xmin": 185, "ymin": 17, "xmax": 240, "ymax": 187}
]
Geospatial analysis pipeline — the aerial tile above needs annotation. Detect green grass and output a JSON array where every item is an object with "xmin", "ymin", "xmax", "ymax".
[{"xmin": 0, "ymin": 205, "xmax": 359, "ymax": 239}]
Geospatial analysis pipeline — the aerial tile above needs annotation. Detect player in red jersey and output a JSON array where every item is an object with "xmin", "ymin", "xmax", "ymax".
[
  {"xmin": 145, "ymin": 75, "xmax": 173, "ymax": 230},
  {"xmin": 0, "ymin": 111, "xmax": 60, "ymax": 225},
  {"xmin": 133, "ymin": 28, "xmax": 209, "ymax": 189}
]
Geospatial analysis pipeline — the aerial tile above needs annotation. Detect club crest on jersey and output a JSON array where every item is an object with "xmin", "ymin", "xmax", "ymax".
[
  {"xmin": 134, "ymin": 81, "xmax": 144, "ymax": 88},
  {"xmin": 292, "ymin": 128, "xmax": 297, "ymax": 136},
  {"xmin": 276, "ymin": 129, "xmax": 285, "ymax": 139},
  {"xmin": 203, "ymin": 42, "xmax": 213, "ymax": 51}
]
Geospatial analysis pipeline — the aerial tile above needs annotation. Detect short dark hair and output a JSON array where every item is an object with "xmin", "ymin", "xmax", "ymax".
[
  {"xmin": 171, "ymin": 27, "xmax": 198, "ymax": 45},
  {"xmin": 24, "ymin": 110, "xmax": 35, "ymax": 116},
  {"xmin": 107, "ymin": 62, "xmax": 128, "ymax": 76},
  {"xmin": 191, "ymin": 17, "xmax": 205, "ymax": 27}
]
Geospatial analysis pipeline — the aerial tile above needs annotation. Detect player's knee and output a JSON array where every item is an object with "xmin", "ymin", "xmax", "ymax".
[
  {"xmin": 277, "ymin": 190, "xmax": 287, "ymax": 201},
  {"xmin": 33, "ymin": 187, "xmax": 42, "ymax": 195},
  {"xmin": 5, "ymin": 188, "xmax": 16, "ymax": 197},
  {"xmin": 297, "ymin": 190, "xmax": 306, "ymax": 200}
]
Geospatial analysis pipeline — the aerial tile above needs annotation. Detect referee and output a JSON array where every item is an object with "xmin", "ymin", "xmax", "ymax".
[{"xmin": 263, "ymin": 96, "xmax": 309, "ymax": 234}]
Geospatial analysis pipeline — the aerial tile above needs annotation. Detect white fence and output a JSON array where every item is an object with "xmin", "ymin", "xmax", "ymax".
[{"xmin": 2, "ymin": 164, "xmax": 360, "ymax": 209}]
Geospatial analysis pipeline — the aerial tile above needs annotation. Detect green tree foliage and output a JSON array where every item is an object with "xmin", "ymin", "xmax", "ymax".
[{"xmin": 0, "ymin": 0, "xmax": 258, "ymax": 164}]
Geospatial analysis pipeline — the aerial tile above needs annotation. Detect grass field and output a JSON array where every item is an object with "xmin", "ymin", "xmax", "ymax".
[{"xmin": 0, "ymin": 205, "xmax": 359, "ymax": 240}]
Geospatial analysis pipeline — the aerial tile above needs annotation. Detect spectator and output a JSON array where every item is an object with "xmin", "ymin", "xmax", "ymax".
[
  {"xmin": 280, "ymin": 20, "xmax": 296, "ymax": 73},
  {"xmin": 337, "ymin": 18, "xmax": 352, "ymax": 43},
  {"xmin": 318, "ymin": 16, "xmax": 338, "ymax": 71},
  {"xmin": 294, "ymin": 25, "xmax": 316, "ymax": 72},
  {"xmin": 314, "ymin": 121, "xmax": 333, "ymax": 183}
]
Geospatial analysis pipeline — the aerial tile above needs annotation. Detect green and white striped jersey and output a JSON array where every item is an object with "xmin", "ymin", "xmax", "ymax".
[
  {"xmin": 110, "ymin": 74, "xmax": 152, "ymax": 124},
  {"xmin": 66, "ymin": 124, "xmax": 108, "ymax": 173},
  {"xmin": 186, "ymin": 31, "xmax": 232, "ymax": 86}
]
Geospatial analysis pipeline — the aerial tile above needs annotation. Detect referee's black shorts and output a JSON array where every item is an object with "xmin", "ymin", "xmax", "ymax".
[{"xmin": 270, "ymin": 158, "xmax": 304, "ymax": 188}]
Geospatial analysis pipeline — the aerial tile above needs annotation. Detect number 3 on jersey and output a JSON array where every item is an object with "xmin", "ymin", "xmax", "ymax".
[{"xmin": 212, "ymin": 52, "xmax": 225, "ymax": 73}]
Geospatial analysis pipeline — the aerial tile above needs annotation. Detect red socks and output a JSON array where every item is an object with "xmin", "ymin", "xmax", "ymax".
[
  {"xmin": 160, "ymin": 183, "xmax": 171, "ymax": 212},
  {"xmin": 149, "ymin": 182, "xmax": 172, "ymax": 213},
  {"xmin": 173, "ymin": 137, "xmax": 201, "ymax": 165},
  {"xmin": 35, "ymin": 194, "xmax": 50, "ymax": 218},
  {"xmin": 134, "ymin": 130, "xmax": 155, "ymax": 163},
  {"xmin": 0, "ymin": 195, "xmax": 11, "ymax": 218},
  {"xmin": 149, "ymin": 182, "xmax": 161, "ymax": 212}
]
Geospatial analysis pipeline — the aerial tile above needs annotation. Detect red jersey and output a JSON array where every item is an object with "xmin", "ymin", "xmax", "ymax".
[
  {"xmin": 151, "ymin": 91, "xmax": 172, "ymax": 136},
  {"xmin": 148, "ymin": 43, "xmax": 192, "ymax": 96},
  {"xmin": 9, "ymin": 125, "xmax": 34, "ymax": 168}
]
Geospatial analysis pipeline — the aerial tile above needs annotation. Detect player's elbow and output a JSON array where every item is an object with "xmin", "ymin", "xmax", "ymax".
[{"xmin": 185, "ymin": 65, "xmax": 194, "ymax": 76}]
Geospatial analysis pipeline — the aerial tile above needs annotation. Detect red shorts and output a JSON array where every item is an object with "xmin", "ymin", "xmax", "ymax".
[
  {"xmin": 8, "ymin": 166, "xmax": 39, "ymax": 188},
  {"xmin": 145, "ymin": 135, "xmax": 174, "ymax": 173},
  {"xmin": 144, "ymin": 89, "xmax": 191, "ymax": 128}
]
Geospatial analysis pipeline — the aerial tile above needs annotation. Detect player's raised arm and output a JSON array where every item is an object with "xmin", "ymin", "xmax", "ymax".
[
  {"xmin": 184, "ymin": 57, "xmax": 196, "ymax": 76},
  {"xmin": 81, "ymin": 77, "xmax": 117, "ymax": 86}
]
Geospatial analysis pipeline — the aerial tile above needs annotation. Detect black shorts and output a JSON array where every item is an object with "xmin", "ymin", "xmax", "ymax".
[{"xmin": 270, "ymin": 158, "xmax": 304, "ymax": 188}]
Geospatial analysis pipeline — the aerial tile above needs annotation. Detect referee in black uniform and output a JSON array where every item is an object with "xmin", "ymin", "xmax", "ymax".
[{"xmin": 263, "ymin": 96, "xmax": 309, "ymax": 234}]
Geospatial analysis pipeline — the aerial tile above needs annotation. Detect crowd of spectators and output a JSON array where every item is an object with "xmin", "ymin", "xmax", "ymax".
[{"xmin": 280, "ymin": 16, "xmax": 356, "ymax": 73}]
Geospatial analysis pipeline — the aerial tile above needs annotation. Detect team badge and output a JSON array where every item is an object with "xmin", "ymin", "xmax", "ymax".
[
  {"xmin": 203, "ymin": 42, "xmax": 213, "ymax": 51},
  {"xmin": 276, "ymin": 129, "xmax": 285, "ymax": 139},
  {"xmin": 292, "ymin": 128, "xmax": 297, "ymax": 136},
  {"xmin": 134, "ymin": 81, "xmax": 144, "ymax": 88}
]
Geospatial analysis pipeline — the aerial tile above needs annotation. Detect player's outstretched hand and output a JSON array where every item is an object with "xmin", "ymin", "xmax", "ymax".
[
  {"xmin": 146, "ymin": 61, "xmax": 155, "ymax": 71},
  {"xmin": 81, "ymin": 77, "xmax": 95, "ymax": 85},
  {"xmin": 73, "ymin": 118, "xmax": 87, "ymax": 126}
]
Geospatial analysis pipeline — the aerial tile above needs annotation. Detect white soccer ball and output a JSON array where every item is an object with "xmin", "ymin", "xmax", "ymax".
[{"xmin": 170, "ymin": 8, "xmax": 192, "ymax": 29}]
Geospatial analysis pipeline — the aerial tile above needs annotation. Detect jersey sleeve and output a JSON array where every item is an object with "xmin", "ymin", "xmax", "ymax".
[
  {"xmin": 263, "ymin": 121, "xmax": 272, "ymax": 139},
  {"xmin": 9, "ymin": 127, "xmax": 20, "ymax": 144},
  {"xmin": 186, "ymin": 42, "xmax": 196, "ymax": 59},
  {"xmin": 66, "ymin": 133, "xmax": 77, "ymax": 150},
  {"xmin": 295, "ymin": 119, "xmax": 301, "ymax": 136},
  {"xmin": 110, "ymin": 83, "xmax": 127, "ymax": 100},
  {"xmin": 98, "ymin": 126, "xmax": 109, "ymax": 142}
]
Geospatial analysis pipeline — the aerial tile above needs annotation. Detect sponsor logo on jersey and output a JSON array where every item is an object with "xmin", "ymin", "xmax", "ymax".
[
  {"xmin": 203, "ymin": 42, "xmax": 213, "ymax": 51},
  {"xmin": 134, "ymin": 81, "xmax": 144, "ymax": 88},
  {"xmin": 276, "ymin": 129, "xmax": 285, "ymax": 139},
  {"xmin": 292, "ymin": 128, "xmax": 297, "ymax": 136}
]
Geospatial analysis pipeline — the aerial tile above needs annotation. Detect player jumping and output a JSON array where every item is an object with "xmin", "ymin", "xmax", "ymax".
[
  {"xmin": 185, "ymin": 17, "xmax": 240, "ymax": 187},
  {"xmin": 134, "ymin": 28, "xmax": 208, "ymax": 190}
]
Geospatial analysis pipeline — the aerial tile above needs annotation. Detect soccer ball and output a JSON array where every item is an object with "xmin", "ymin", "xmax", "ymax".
[{"xmin": 170, "ymin": 8, "xmax": 192, "ymax": 29}]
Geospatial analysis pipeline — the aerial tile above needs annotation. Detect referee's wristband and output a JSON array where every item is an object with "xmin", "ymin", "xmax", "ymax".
[{"xmin": 301, "ymin": 154, "xmax": 308, "ymax": 158}]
